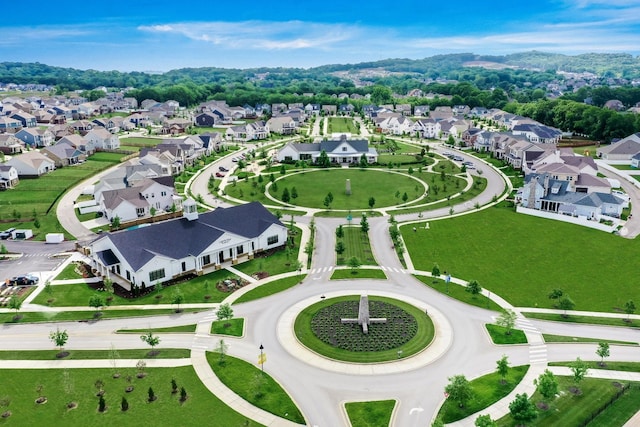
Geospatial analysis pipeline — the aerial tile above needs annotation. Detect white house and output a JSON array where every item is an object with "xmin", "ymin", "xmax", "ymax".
[
  {"xmin": 85, "ymin": 128, "xmax": 120, "ymax": 150},
  {"xmin": 98, "ymin": 177, "xmax": 176, "ymax": 222},
  {"xmin": 277, "ymin": 136, "xmax": 378, "ymax": 164},
  {"xmin": 0, "ymin": 165, "xmax": 19, "ymax": 189},
  {"xmin": 5, "ymin": 151, "xmax": 55, "ymax": 176},
  {"xmin": 88, "ymin": 201, "xmax": 288, "ymax": 289}
]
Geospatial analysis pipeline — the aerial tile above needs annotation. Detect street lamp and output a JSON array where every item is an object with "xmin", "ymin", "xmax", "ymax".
[{"xmin": 259, "ymin": 344, "xmax": 265, "ymax": 372}]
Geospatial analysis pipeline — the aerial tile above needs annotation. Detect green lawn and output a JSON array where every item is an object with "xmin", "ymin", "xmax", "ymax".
[
  {"xmin": 485, "ymin": 324, "xmax": 528, "ymax": 344},
  {"xmin": 233, "ymin": 228, "xmax": 302, "ymax": 277},
  {"xmin": 117, "ymin": 325, "xmax": 197, "ymax": 334},
  {"xmin": 439, "ymin": 365, "xmax": 530, "ymax": 423},
  {"xmin": 294, "ymin": 295, "xmax": 434, "ymax": 363},
  {"xmin": 496, "ymin": 377, "xmax": 636, "ymax": 427},
  {"xmin": 233, "ymin": 275, "xmax": 305, "ymax": 304},
  {"xmin": 119, "ymin": 137, "xmax": 163, "ymax": 146},
  {"xmin": 337, "ymin": 226, "xmax": 376, "ymax": 265},
  {"xmin": 404, "ymin": 206, "xmax": 640, "ymax": 312},
  {"xmin": 413, "ymin": 276, "xmax": 503, "ymax": 312},
  {"xmin": 0, "ymin": 367, "xmax": 260, "ymax": 426},
  {"xmin": 1, "ymin": 308, "xmax": 202, "ymax": 324},
  {"xmin": 0, "ymin": 349, "xmax": 190, "ymax": 360},
  {"xmin": 269, "ymin": 169, "xmax": 424, "ymax": 209},
  {"xmin": 548, "ymin": 361, "xmax": 640, "ymax": 372},
  {"xmin": 210, "ymin": 318, "xmax": 244, "ymax": 336},
  {"xmin": 328, "ymin": 117, "xmax": 359, "ymax": 134},
  {"xmin": 32, "ymin": 269, "xmax": 242, "ymax": 307},
  {"xmin": 345, "ymin": 400, "xmax": 395, "ymax": 427},
  {"xmin": 54, "ymin": 263, "xmax": 84, "ymax": 280},
  {"xmin": 330, "ymin": 269, "xmax": 387, "ymax": 280},
  {"xmin": 543, "ymin": 334, "xmax": 637, "ymax": 345},
  {"xmin": 523, "ymin": 312, "xmax": 638, "ymax": 328},
  {"xmin": 206, "ymin": 352, "xmax": 305, "ymax": 424}
]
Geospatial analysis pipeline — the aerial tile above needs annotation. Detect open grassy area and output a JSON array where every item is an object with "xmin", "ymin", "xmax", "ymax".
[
  {"xmin": 294, "ymin": 295, "xmax": 434, "ymax": 363},
  {"xmin": 345, "ymin": 400, "xmax": 395, "ymax": 427},
  {"xmin": 330, "ymin": 269, "xmax": 387, "ymax": 280},
  {"xmin": 328, "ymin": 117, "xmax": 359, "ymax": 134},
  {"xmin": 269, "ymin": 169, "xmax": 424, "ymax": 210},
  {"xmin": 233, "ymin": 275, "xmax": 305, "ymax": 304},
  {"xmin": 485, "ymin": 324, "xmax": 528, "ymax": 344},
  {"xmin": 32, "ymin": 269, "xmax": 242, "ymax": 307},
  {"xmin": 206, "ymin": 352, "xmax": 305, "ymax": 424},
  {"xmin": 1, "ymin": 308, "xmax": 203, "ymax": 324},
  {"xmin": 0, "ymin": 348, "xmax": 190, "ymax": 360},
  {"xmin": 119, "ymin": 137, "xmax": 163, "ymax": 146},
  {"xmin": 210, "ymin": 318, "xmax": 244, "ymax": 336},
  {"xmin": 549, "ymin": 361, "xmax": 640, "ymax": 372},
  {"xmin": 404, "ymin": 205, "xmax": 640, "ymax": 312},
  {"xmin": 523, "ymin": 312, "xmax": 638, "ymax": 328},
  {"xmin": 337, "ymin": 226, "xmax": 376, "ymax": 265},
  {"xmin": 413, "ymin": 276, "xmax": 503, "ymax": 312},
  {"xmin": 53, "ymin": 262, "xmax": 84, "ymax": 281},
  {"xmin": 496, "ymin": 377, "xmax": 637, "ymax": 427},
  {"xmin": 542, "ymin": 334, "xmax": 637, "ymax": 345},
  {"xmin": 439, "ymin": 365, "xmax": 530, "ymax": 423},
  {"xmin": 233, "ymin": 228, "xmax": 302, "ymax": 277},
  {"xmin": 117, "ymin": 325, "xmax": 197, "ymax": 334},
  {"xmin": 0, "ymin": 367, "xmax": 260, "ymax": 426}
]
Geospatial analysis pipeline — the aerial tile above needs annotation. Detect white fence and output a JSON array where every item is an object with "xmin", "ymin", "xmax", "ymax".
[{"xmin": 516, "ymin": 206, "xmax": 618, "ymax": 233}]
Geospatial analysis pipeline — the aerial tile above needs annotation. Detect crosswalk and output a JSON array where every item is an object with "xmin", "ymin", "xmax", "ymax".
[
  {"xmin": 515, "ymin": 317, "xmax": 548, "ymax": 365},
  {"xmin": 307, "ymin": 266, "xmax": 407, "ymax": 275}
]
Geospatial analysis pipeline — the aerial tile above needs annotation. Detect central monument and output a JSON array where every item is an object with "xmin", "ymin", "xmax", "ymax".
[
  {"xmin": 345, "ymin": 178, "xmax": 351, "ymax": 195},
  {"xmin": 340, "ymin": 294, "xmax": 387, "ymax": 334}
]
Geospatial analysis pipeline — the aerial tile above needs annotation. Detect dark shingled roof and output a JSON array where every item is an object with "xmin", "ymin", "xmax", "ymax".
[{"xmin": 100, "ymin": 202, "xmax": 283, "ymax": 270}]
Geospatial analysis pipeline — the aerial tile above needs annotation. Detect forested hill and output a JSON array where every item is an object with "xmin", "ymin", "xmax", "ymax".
[{"xmin": 1, "ymin": 51, "xmax": 639, "ymax": 91}]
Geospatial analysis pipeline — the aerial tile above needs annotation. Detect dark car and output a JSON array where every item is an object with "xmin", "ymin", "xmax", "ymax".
[
  {"xmin": 0, "ymin": 228, "xmax": 15, "ymax": 240},
  {"xmin": 218, "ymin": 166, "xmax": 229, "ymax": 172},
  {"xmin": 9, "ymin": 274, "xmax": 39, "ymax": 286},
  {"xmin": 215, "ymin": 172, "xmax": 225, "ymax": 178}
]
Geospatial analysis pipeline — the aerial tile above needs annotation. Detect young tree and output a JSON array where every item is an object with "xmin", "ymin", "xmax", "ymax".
[
  {"xmin": 432, "ymin": 264, "xmax": 441, "ymax": 280},
  {"xmin": 172, "ymin": 289, "xmax": 184, "ymax": 312},
  {"xmin": 548, "ymin": 288, "xmax": 563, "ymax": 302},
  {"xmin": 147, "ymin": 387, "xmax": 156, "ymax": 402},
  {"xmin": 360, "ymin": 214, "xmax": 369, "ymax": 233},
  {"xmin": 49, "ymin": 328, "xmax": 69, "ymax": 351},
  {"xmin": 496, "ymin": 309, "xmax": 517, "ymax": 335},
  {"xmin": 474, "ymin": 414, "xmax": 497, "ymax": 427},
  {"xmin": 465, "ymin": 280, "xmax": 482, "ymax": 298},
  {"xmin": 624, "ymin": 300, "xmax": 636, "ymax": 322},
  {"xmin": 596, "ymin": 342, "xmax": 610, "ymax": 366},
  {"xmin": 323, "ymin": 195, "xmax": 331, "ymax": 208},
  {"xmin": 102, "ymin": 277, "xmax": 114, "ymax": 294},
  {"xmin": 570, "ymin": 357, "xmax": 589, "ymax": 390},
  {"xmin": 281, "ymin": 187, "xmax": 290, "ymax": 203},
  {"xmin": 216, "ymin": 303, "xmax": 234, "ymax": 327},
  {"xmin": 508, "ymin": 393, "xmax": 537, "ymax": 425},
  {"xmin": 110, "ymin": 215, "xmax": 121, "ymax": 230},
  {"xmin": 496, "ymin": 355, "xmax": 510, "ymax": 384},
  {"xmin": 8, "ymin": 295, "xmax": 22, "ymax": 317},
  {"xmin": 534, "ymin": 369, "xmax": 559, "ymax": 403},
  {"xmin": 89, "ymin": 294, "xmax": 105, "ymax": 313},
  {"xmin": 280, "ymin": 164, "xmax": 286, "ymax": 175},
  {"xmin": 359, "ymin": 153, "xmax": 368, "ymax": 168},
  {"xmin": 121, "ymin": 396, "xmax": 129, "ymax": 411},
  {"xmin": 98, "ymin": 395, "xmax": 106, "ymax": 412},
  {"xmin": 445, "ymin": 375, "xmax": 473, "ymax": 408},
  {"xmin": 290, "ymin": 186, "xmax": 298, "ymax": 199},
  {"xmin": 215, "ymin": 339, "xmax": 229, "ymax": 365},
  {"xmin": 335, "ymin": 240, "xmax": 346, "ymax": 258},
  {"xmin": 348, "ymin": 257, "xmax": 361, "ymax": 274},
  {"xmin": 368, "ymin": 196, "xmax": 376, "ymax": 209},
  {"xmin": 558, "ymin": 296, "xmax": 575, "ymax": 318},
  {"xmin": 180, "ymin": 387, "xmax": 188, "ymax": 402},
  {"xmin": 335, "ymin": 224, "xmax": 344, "ymax": 239},
  {"xmin": 402, "ymin": 192, "xmax": 409, "ymax": 203},
  {"xmin": 140, "ymin": 331, "xmax": 160, "ymax": 354}
]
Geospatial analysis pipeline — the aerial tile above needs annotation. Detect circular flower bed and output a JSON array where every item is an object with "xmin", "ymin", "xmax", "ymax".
[{"xmin": 311, "ymin": 300, "xmax": 417, "ymax": 352}]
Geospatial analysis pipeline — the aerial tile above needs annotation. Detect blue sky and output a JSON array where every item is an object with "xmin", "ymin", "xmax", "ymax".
[{"xmin": 3, "ymin": 0, "xmax": 639, "ymax": 72}]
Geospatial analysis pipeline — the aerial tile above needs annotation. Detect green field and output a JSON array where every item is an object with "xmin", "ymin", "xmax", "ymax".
[
  {"xmin": 270, "ymin": 169, "xmax": 424, "ymax": 209},
  {"xmin": 0, "ymin": 349, "xmax": 190, "ymax": 360},
  {"xmin": 327, "ymin": 117, "xmax": 359, "ymax": 134},
  {"xmin": 330, "ymin": 269, "xmax": 387, "ymax": 280},
  {"xmin": 119, "ymin": 137, "xmax": 163, "ymax": 146},
  {"xmin": 345, "ymin": 400, "xmax": 395, "ymax": 427},
  {"xmin": 337, "ymin": 226, "xmax": 377, "ymax": 265},
  {"xmin": 0, "ymin": 367, "xmax": 259, "ymax": 426},
  {"xmin": 233, "ymin": 275, "xmax": 305, "ymax": 304},
  {"xmin": 403, "ymin": 206, "xmax": 640, "ymax": 312}
]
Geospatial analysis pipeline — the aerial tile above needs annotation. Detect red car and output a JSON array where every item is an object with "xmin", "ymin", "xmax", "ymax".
[{"xmin": 215, "ymin": 172, "xmax": 225, "ymax": 178}]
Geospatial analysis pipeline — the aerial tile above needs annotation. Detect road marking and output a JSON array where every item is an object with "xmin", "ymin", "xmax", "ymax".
[{"xmin": 409, "ymin": 407, "xmax": 424, "ymax": 415}]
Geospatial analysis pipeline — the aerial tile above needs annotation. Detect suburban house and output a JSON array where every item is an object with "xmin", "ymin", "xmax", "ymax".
[
  {"xmin": 42, "ymin": 142, "xmax": 85, "ymax": 167},
  {"xmin": 518, "ymin": 173, "xmax": 624, "ymax": 219},
  {"xmin": 0, "ymin": 134, "xmax": 24, "ymax": 154},
  {"xmin": 88, "ymin": 201, "xmax": 288, "ymax": 289},
  {"xmin": 0, "ymin": 165, "xmax": 19, "ymax": 189},
  {"xmin": 93, "ymin": 164, "xmax": 172, "ymax": 202},
  {"xmin": 0, "ymin": 117, "xmax": 22, "ymax": 133},
  {"xmin": 161, "ymin": 118, "xmax": 192, "ymax": 135},
  {"xmin": 98, "ymin": 177, "xmax": 177, "ymax": 222},
  {"xmin": 85, "ymin": 128, "xmax": 120, "ymax": 150},
  {"xmin": 5, "ymin": 151, "xmax": 55, "ymax": 176},
  {"xmin": 57, "ymin": 134, "xmax": 96, "ymax": 155},
  {"xmin": 377, "ymin": 115, "xmax": 414, "ymax": 135},
  {"xmin": 277, "ymin": 135, "xmax": 378, "ymax": 164},
  {"xmin": 412, "ymin": 119, "xmax": 441, "ymax": 139},
  {"xmin": 10, "ymin": 111, "xmax": 37, "ymax": 128},
  {"xmin": 596, "ymin": 133, "xmax": 640, "ymax": 161},
  {"xmin": 512, "ymin": 123, "xmax": 562, "ymax": 144},
  {"xmin": 14, "ymin": 128, "xmax": 54, "ymax": 148},
  {"xmin": 266, "ymin": 116, "xmax": 297, "ymax": 135},
  {"xmin": 225, "ymin": 121, "xmax": 269, "ymax": 142},
  {"xmin": 413, "ymin": 105, "xmax": 430, "ymax": 117}
]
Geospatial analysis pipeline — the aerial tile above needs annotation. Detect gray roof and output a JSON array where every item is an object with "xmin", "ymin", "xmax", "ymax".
[{"xmin": 99, "ymin": 202, "xmax": 283, "ymax": 270}]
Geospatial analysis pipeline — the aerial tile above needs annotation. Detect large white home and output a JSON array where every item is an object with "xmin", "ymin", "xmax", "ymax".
[
  {"xmin": 88, "ymin": 201, "xmax": 288, "ymax": 289},
  {"xmin": 277, "ymin": 136, "xmax": 378, "ymax": 164},
  {"xmin": 5, "ymin": 151, "xmax": 55, "ymax": 176},
  {"xmin": 97, "ymin": 177, "xmax": 177, "ymax": 222}
]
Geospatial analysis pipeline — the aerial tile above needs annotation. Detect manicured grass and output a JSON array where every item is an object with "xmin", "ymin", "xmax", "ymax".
[
  {"xmin": 337, "ymin": 226, "xmax": 376, "ymax": 265},
  {"xmin": 53, "ymin": 262, "xmax": 84, "ymax": 280},
  {"xmin": 233, "ymin": 275, "xmax": 305, "ymax": 304},
  {"xmin": 328, "ymin": 117, "xmax": 359, "ymax": 134},
  {"xmin": 210, "ymin": 318, "xmax": 244, "ymax": 336},
  {"xmin": 612, "ymin": 164, "xmax": 635, "ymax": 170},
  {"xmin": 330, "ymin": 269, "xmax": 387, "ymax": 280},
  {"xmin": 378, "ymin": 153, "xmax": 422, "ymax": 165},
  {"xmin": 0, "ymin": 348, "xmax": 190, "ymax": 360},
  {"xmin": 206, "ymin": 352, "xmax": 305, "ymax": 424},
  {"xmin": 413, "ymin": 275, "xmax": 503, "ymax": 312},
  {"xmin": 485, "ymin": 324, "xmax": 528, "ymax": 344},
  {"xmin": 0, "ymin": 367, "xmax": 260, "ymax": 426},
  {"xmin": 523, "ymin": 312, "xmax": 638, "ymax": 328},
  {"xmin": 588, "ymin": 383, "xmax": 640, "ymax": 427},
  {"xmin": 496, "ymin": 377, "xmax": 635, "ymax": 427},
  {"xmin": 294, "ymin": 295, "xmax": 434, "ymax": 363},
  {"xmin": 345, "ymin": 400, "xmax": 396, "ymax": 427},
  {"xmin": 119, "ymin": 136, "xmax": 163, "ymax": 146},
  {"xmin": 403, "ymin": 205, "xmax": 640, "ymax": 312},
  {"xmin": 233, "ymin": 228, "xmax": 302, "ymax": 277},
  {"xmin": 117, "ymin": 325, "xmax": 197, "ymax": 334},
  {"xmin": 439, "ymin": 365, "xmax": 530, "ymax": 423},
  {"xmin": 89, "ymin": 152, "xmax": 126, "ymax": 163},
  {"xmin": 548, "ymin": 361, "xmax": 640, "ymax": 372},
  {"xmin": 32, "ymin": 269, "xmax": 241, "ymax": 307},
  {"xmin": 269, "ymin": 169, "xmax": 424, "ymax": 209},
  {"xmin": 542, "ymin": 334, "xmax": 637, "ymax": 345},
  {"xmin": 0, "ymin": 308, "xmax": 202, "ymax": 324}
]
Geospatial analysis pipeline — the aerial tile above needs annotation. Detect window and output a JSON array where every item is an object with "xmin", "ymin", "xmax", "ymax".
[
  {"xmin": 267, "ymin": 235, "xmax": 279, "ymax": 245},
  {"xmin": 149, "ymin": 268, "xmax": 165, "ymax": 282},
  {"xmin": 161, "ymin": 191, "xmax": 167, "ymax": 197},
  {"xmin": 202, "ymin": 254, "xmax": 211, "ymax": 265},
  {"xmin": 342, "ymin": 147, "xmax": 347, "ymax": 151},
  {"xmin": 236, "ymin": 245, "xmax": 245, "ymax": 255},
  {"xmin": 136, "ymin": 207, "xmax": 145, "ymax": 217}
]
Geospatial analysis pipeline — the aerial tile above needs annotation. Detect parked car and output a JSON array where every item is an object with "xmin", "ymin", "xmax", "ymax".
[
  {"xmin": 453, "ymin": 155, "xmax": 464, "ymax": 162},
  {"xmin": 0, "ymin": 228, "xmax": 15, "ymax": 240},
  {"xmin": 215, "ymin": 172, "xmax": 226, "ymax": 178},
  {"xmin": 218, "ymin": 166, "xmax": 229, "ymax": 172},
  {"xmin": 9, "ymin": 274, "xmax": 39, "ymax": 286},
  {"xmin": 231, "ymin": 157, "xmax": 239, "ymax": 162}
]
